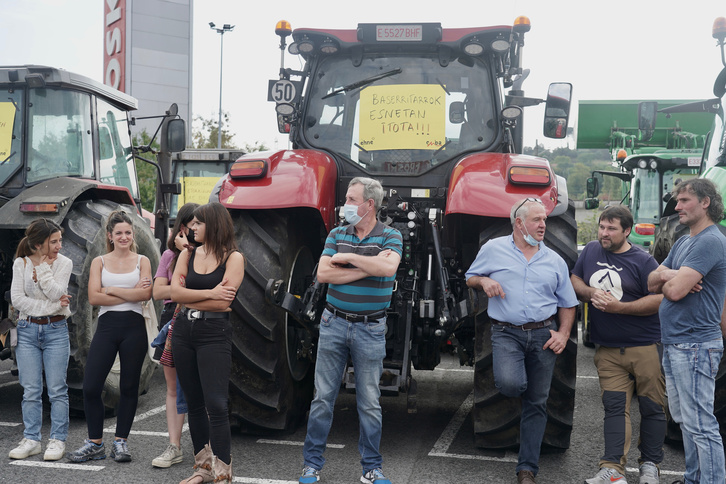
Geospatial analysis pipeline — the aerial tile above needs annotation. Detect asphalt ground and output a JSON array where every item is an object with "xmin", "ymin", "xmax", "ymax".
[{"xmin": 0, "ymin": 327, "xmax": 688, "ymax": 483}]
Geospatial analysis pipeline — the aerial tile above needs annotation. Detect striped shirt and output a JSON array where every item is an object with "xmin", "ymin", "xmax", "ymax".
[{"xmin": 323, "ymin": 221, "xmax": 403, "ymax": 314}]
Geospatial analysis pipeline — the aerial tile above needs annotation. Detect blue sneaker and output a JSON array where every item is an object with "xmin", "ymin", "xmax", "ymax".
[
  {"xmin": 361, "ymin": 468, "xmax": 391, "ymax": 484},
  {"xmin": 110, "ymin": 439, "xmax": 131, "ymax": 462},
  {"xmin": 299, "ymin": 465, "xmax": 321, "ymax": 483},
  {"xmin": 67, "ymin": 439, "xmax": 106, "ymax": 462}
]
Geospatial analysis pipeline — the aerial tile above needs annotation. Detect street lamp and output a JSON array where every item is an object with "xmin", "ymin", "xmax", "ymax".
[{"xmin": 210, "ymin": 22, "xmax": 235, "ymax": 149}]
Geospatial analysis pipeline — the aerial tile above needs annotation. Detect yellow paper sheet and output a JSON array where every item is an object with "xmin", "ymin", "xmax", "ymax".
[{"xmin": 359, "ymin": 84, "xmax": 446, "ymax": 151}]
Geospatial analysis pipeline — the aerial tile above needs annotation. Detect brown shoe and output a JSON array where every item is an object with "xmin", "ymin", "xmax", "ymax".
[
  {"xmin": 517, "ymin": 470, "xmax": 536, "ymax": 484},
  {"xmin": 212, "ymin": 455, "xmax": 232, "ymax": 483},
  {"xmin": 179, "ymin": 444, "xmax": 213, "ymax": 484}
]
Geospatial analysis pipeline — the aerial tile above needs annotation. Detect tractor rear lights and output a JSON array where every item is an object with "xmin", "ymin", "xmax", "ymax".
[
  {"xmin": 634, "ymin": 223, "xmax": 655, "ymax": 236},
  {"xmin": 508, "ymin": 166, "xmax": 550, "ymax": 186},
  {"xmin": 230, "ymin": 160, "xmax": 268, "ymax": 179},
  {"xmin": 319, "ymin": 38, "xmax": 339, "ymax": 55},
  {"xmin": 297, "ymin": 36, "xmax": 315, "ymax": 54},
  {"xmin": 463, "ymin": 37, "xmax": 484, "ymax": 56},
  {"xmin": 502, "ymin": 105, "xmax": 522, "ymax": 121},
  {"xmin": 19, "ymin": 196, "xmax": 69, "ymax": 213}
]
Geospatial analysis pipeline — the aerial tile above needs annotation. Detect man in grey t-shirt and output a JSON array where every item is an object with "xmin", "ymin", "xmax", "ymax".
[{"xmin": 648, "ymin": 178, "xmax": 726, "ymax": 484}]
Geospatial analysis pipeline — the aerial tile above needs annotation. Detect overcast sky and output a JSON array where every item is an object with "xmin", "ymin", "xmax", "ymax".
[{"xmin": 3, "ymin": 0, "xmax": 724, "ymax": 151}]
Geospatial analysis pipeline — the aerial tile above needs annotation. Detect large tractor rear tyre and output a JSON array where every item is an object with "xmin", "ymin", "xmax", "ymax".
[
  {"xmin": 228, "ymin": 210, "xmax": 318, "ymax": 433},
  {"xmin": 473, "ymin": 201, "xmax": 578, "ymax": 451},
  {"xmin": 62, "ymin": 199, "xmax": 159, "ymax": 414},
  {"xmin": 651, "ymin": 213, "xmax": 688, "ymax": 264}
]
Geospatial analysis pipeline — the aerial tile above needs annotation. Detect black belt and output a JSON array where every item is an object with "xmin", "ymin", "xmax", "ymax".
[
  {"xmin": 28, "ymin": 315, "xmax": 65, "ymax": 325},
  {"xmin": 186, "ymin": 309, "xmax": 229, "ymax": 321},
  {"xmin": 325, "ymin": 304, "xmax": 386, "ymax": 323},
  {"xmin": 492, "ymin": 317, "xmax": 554, "ymax": 330}
]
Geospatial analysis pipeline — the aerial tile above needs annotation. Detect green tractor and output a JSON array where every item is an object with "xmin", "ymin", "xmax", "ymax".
[
  {"xmin": 579, "ymin": 100, "xmax": 712, "ymax": 251},
  {"xmin": 0, "ymin": 65, "xmax": 185, "ymax": 413},
  {"xmin": 649, "ymin": 16, "xmax": 726, "ymax": 444},
  {"xmin": 575, "ymin": 100, "xmax": 711, "ymax": 347}
]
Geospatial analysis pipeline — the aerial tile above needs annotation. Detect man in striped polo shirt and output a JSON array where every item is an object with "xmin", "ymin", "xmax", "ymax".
[{"xmin": 299, "ymin": 177, "xmax": 402, "ymax": 484}]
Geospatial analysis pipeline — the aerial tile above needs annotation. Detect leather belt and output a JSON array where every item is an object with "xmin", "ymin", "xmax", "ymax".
[
  {"xmin": 492, "ymin": 317, "xmax": 554, "ymax": 330},
  {"xmin": 28, "ymin": 315, "xmax": 65, "ymax": 325},
  {"xmin": 186, "ymin": 309, "xmax": 229, "ymax": 321},
  {"xmin": 325, "ymin": 304, "xmax": 386, "ymax": 323}
]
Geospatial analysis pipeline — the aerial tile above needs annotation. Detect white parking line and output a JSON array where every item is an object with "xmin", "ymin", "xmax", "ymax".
[
  {"xmin": 427, "ymin": 386, "xmax": 686, "ymax": 477},
  {"xmin": 232, "ymin": 478, "xmax": 297, "ymax": 483},
  {"xmin": 9, "ymin": 460, "xmax": 104, "ymax": 471},
  {"xmin": 257, "ymin": 439, "xmax": 344, "ymax": 449},
  {"xmin": 104, "ymin": 423, "xmax": 189, "ymax": 437},
  {"xmin": 0, "ymin": 380, "xmax": 19, "ymax": 388},
  {"xmin": 103, "ymin": 405, "xmax": 168, "ymax": 433},
  {"xmin": 0, "ymin": 421, "xmax": 21, "ymax": 427},
  {"xmin": 428, "ymin": 390, "xmax": 518, "ymax": 462}
]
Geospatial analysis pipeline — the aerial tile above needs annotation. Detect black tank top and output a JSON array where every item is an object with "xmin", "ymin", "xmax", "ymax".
[{"xmin": 185, "ymin": 249, "xmax": 228, "ymax": 290}]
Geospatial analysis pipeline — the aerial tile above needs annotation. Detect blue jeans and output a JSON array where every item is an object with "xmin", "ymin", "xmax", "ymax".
[
  {"xmin": 303, "ymin": 309, "xmax": 387, "ymax": 473},
  {"xmin": 15, "ymin": 318, "xmax": 70, "ymax": 442},
  {"xmin": 663, "ymin": 339, "xmax": 725, "ymax": 484},
  {"xmin": 491, "ymin": 323, "xmax": 558, "ymax": 476}
]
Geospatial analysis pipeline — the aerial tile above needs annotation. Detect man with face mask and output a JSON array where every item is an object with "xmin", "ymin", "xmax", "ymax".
[
  {"xmin": 465, "ymin": 198, "xmax": 578, "ymax": 484},
  {"xmin": 571, "ymin": 206, "xmax": 665, "ymax": 484},
  {"xmin": 298, "ymin": 177, "xmax": 402, "ymax": 484}
]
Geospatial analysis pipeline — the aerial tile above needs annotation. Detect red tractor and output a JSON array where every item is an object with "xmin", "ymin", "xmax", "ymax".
[{"xmin": 214, "ymin": 19, "xmax": 577, "ymax": 450}]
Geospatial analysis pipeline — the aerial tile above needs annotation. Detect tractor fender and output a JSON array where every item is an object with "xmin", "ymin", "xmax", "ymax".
[
  {"xmin": 217, "ymin": 149, "xmax": 338, "ymax": 232},
  {"xmin": 445, "ymin": 153, "xmax": 559, "ymax": 218},
  {"xmin": 0, "ymin": 177, "xmax": 137, "ymax": 229}
]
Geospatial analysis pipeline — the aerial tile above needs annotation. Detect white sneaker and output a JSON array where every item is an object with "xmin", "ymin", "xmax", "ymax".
[
  {"xmin": 584, "ymin": 467, "xmax": 627, "ymax": 484},
  {"xmin": 639, "ymin": 461, "xmax": 660, "ymax": 484},
  {"xmin": 44, "ymin": 439, "xmax": 66, "ymax": 461},
  {"xmin": 8, "ymin": 438, "xmax": 41, "ymax": 459},
  {"xmin": 151, "ymin": 443, "xmax": 183, "ymax": 468}
]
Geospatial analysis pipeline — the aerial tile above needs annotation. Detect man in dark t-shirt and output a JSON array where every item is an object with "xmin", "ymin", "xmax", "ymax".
[{"xmin": 571, "ymin": 206, "xmax": 664, "ymax": 484}]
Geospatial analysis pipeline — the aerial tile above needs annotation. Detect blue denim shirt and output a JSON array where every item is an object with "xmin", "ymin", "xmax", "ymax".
[{"xmin": 465, "ymin": 234, "xmax": 578, "ymax": 324}]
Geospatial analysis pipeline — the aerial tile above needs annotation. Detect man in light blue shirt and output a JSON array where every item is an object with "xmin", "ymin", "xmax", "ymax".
[{"xmin": 466, "ymin": 198, "xmax": 577, "ymax": 484}]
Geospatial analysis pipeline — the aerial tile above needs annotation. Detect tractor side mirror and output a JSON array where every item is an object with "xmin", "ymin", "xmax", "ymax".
[
  {"xmin": 165, "ymin": 118, "xmax": 186, "ymax": 152},
  {"xmin": 543, "ymin": 82, "xmax": 572, "ymax": 139},
  {"xmin": 638, "ymin": 101, "xmax": 657, "ymax": 142},
  {"xmin": 586, "ymin": 176, "xmax": 599, "ymax": 198}
]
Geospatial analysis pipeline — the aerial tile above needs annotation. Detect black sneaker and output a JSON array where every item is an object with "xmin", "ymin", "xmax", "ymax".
[
  {"xmin": 110, "ymin": 439, "xmax": 131, "ymax": 462},
  {"xmin": 67, "ymin": 439, "xmax": 106, "ymax": 462}
]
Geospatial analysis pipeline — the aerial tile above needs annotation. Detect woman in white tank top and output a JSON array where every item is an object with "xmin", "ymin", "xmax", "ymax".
[{"xmin": 66, "ymin": 210, "xmax": 152, "ymax": 464}]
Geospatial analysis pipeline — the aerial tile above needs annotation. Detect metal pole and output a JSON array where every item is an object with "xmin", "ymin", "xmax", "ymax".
[{"xmin": 218, "ymin": 31, "xmax": 224, "ymax": 149}]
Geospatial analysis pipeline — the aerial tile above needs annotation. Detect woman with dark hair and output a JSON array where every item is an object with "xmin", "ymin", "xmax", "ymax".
[
  {"xmin": 9, "ymin": 219, "xmax": 72, "ymax": 461},
  {"xmin": 150, "ymin": 202, "xmax": 199, "ymax": 469},
  {"xmin": 171, "ymin": 202, "xmax": 244, "ymax": 484},
  {"xmin": 67, "ymin": 210, "xmax": 153, "ymax": 463}
]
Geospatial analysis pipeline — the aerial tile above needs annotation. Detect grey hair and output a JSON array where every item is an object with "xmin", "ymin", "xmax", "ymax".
[
  {"xmin": 349, "ymin": 177, "xmax": 385, "ymax": 211},
  {"xmin": 510, "ymin": 199, "xmax": 541, "ymax": 225}
]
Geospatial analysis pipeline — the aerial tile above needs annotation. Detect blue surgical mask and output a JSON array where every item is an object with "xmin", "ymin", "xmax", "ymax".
[
  {"xmin": 343, "ymin": 203, "xmax": 369, "ymax": 226},
  {"xmin": 520, "ymin": 226, "xmax": 539, "ymax": 247}
]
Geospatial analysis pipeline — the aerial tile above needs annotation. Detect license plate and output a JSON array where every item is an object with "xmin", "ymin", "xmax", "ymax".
[{"xmin": 376, "ymin": 25, "xmax": 423, "ymax": 42}]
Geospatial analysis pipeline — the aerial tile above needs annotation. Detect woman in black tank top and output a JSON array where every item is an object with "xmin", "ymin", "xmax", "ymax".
[{"xmin": 170, "ymin": 202, "xmax": 244, "ymax": 484}]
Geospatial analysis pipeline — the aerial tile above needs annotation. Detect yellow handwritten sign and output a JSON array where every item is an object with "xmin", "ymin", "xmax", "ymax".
[
  {"xmin": 359, "ymin": 84, "xmax": 446, "ymax": 151},
  {"xmin": 179, "ymin": 177, "xmax": 220, "ymax": 206},
  {"xmin": 0, "ymin": 102, "xmax": 17, "ymax": 159}
]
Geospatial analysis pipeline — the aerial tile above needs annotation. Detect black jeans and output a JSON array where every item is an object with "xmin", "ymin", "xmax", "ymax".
[
  {"xmin": 172, "ymin": 313, "xmax": 232, "ymax": 464},
  {"xmin": 83, "ymin": 310, "xmax": 146, "ymax": 440}
]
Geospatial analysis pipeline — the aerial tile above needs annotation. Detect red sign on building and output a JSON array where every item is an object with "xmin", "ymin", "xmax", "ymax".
[{"xmin": 104, "ymin": 0, "xmax": 126, "ymax": 91}]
